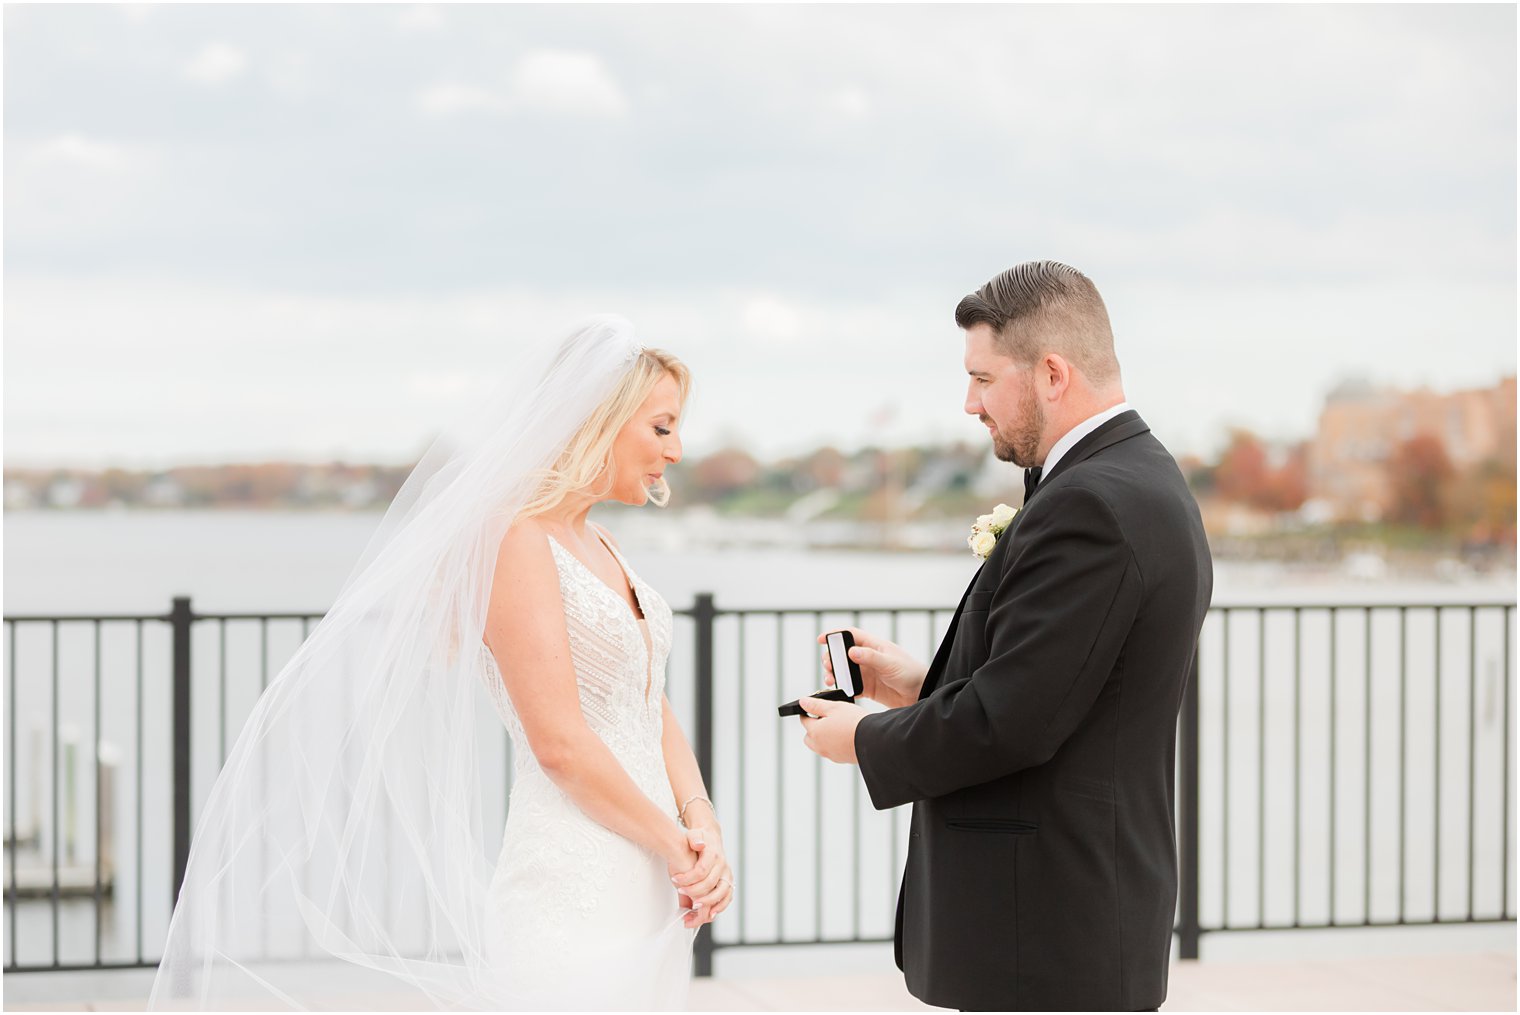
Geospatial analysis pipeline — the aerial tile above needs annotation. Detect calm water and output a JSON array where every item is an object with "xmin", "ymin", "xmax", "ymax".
[
  {"xmin": 3, "ymin": 510, "xmax": 1514, "ymax": 970},
  {"xmin": 6, "ymin": 508, "xmax": 1516, "ymax": 614}
]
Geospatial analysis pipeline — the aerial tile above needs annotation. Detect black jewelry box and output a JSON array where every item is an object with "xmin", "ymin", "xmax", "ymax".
[{"xmin": 777, "ymin": 686, "xmax": 854, "ymax": 717}]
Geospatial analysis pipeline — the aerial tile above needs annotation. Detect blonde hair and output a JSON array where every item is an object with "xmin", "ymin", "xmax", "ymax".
[{"xmin": 519, "ymin": 348, "xmax": 691, "ymax": 518}]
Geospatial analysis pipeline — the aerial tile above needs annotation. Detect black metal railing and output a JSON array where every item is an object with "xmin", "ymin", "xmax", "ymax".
[
  {"xmin": 4, "ymin": 611, "xmax": 167, "ymax": 972},
  {"xmin": 1184, "ymin": 604, "xmax": 1515, "ymax": 941},
  {"xmin": 4, "ymin": 596, "xmax": 1514, "ymax": 976}
]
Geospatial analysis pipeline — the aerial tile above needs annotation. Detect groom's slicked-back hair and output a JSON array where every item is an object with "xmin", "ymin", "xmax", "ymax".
[{"xmin": 955, "ymin": 260, "xmax": 1121, "ymax": 385}]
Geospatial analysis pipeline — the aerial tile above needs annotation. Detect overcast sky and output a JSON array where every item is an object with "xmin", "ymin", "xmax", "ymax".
[{"xmin": 4, "ymin": 4, "xmax": 1515, "ymax": 469}]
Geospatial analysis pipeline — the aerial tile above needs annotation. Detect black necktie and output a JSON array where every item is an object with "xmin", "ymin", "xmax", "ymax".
[{"xmin": 1023, "ymin": 466, "xmax": 1042, "ymax": 504}]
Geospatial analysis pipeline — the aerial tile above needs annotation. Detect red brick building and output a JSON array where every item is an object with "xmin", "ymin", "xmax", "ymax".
[{"xmin": 1308, "ymin": 376, "xmax": 1516, "ymax": 522}]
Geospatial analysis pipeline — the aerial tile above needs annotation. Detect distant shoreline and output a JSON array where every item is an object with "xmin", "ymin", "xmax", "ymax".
[{"xmin": 5, "ymin": 508, "xmax": 1515, "ymax": 593}]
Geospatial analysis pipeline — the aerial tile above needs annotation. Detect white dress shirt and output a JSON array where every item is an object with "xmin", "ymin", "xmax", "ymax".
[{"xmin": 1037, "ymin": 402, "xmax": 1133, "ymax": 485}]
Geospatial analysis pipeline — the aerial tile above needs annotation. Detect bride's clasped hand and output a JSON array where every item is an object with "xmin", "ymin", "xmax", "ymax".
[{"xmin": 668, "ymin": 813, "xmax": 734, "ymax": 929}]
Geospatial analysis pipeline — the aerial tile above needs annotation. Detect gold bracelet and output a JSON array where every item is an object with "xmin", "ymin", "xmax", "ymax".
[{"xmin": 678, "ymin": 795, "xmax": 714, "ymax": 826}]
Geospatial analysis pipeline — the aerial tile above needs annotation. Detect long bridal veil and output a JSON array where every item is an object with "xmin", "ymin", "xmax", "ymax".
[{"xmin": 148, "ymin": 317, "xmax": 655, "ymax": 1010}]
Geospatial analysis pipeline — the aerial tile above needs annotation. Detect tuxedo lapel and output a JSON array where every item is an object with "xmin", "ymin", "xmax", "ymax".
[
  {"xmin": 1040, "ymin": 410, "xmax": 1149, "ymax": 487},
  {"xmin": 915, "ymin": 565, "xmax": 982, "ymax": 701},
  {"xmin": 915, "ymin": 520, "xmax": 1022, "ymax": 699}
]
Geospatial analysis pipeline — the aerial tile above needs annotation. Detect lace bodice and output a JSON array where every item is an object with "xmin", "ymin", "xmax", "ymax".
[
  {"xmin": 477, "ymin": 528, "xmax": 692, "ymax": 1002},
  {"xmin": 479, "ymin": 528, "xmax": 675, "ymax": 808}
]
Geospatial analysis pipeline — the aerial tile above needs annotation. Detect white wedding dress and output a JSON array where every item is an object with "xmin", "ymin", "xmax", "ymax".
[
  {"xmin": 147, "ymin": 321, "xmax": 693, "ymax": 1012},
  {"xmin": 477, "ymin": 530, "xmax": 696, "ymax": 1010}
]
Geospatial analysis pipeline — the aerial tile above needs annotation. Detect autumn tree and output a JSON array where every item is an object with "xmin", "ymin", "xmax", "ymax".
[
  {"xmin": 690, "ymin": 448, "xmax": 760, "ymax": 498},
  {"xmin": 1210, "ymin": 430, "xmax": 1309, "ymax": 513},
  {"xmin": 1213, "ymin": 430, "xmax": 1270, "ymax": 505},
  {"xmin": 1450, "ymin": 457, "xmax": 1517, "ymax": 545},
  {"xmin": 795, "ymin": 447, "xmax": 847, "ymax": 491},
  {"xmin": 1262, "ymin": 442, "xmax": 1309, "ymax": 513},
  {"xmin": 1385, "ymin": 434, "xmax": 1455, "ymax": 530}
]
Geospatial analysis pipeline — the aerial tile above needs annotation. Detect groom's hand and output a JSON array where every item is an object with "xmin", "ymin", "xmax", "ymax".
[
  {"xmin": 818, "ymin": 627, "xmax": 927, "ymax": 709},
  {"xmin": 796, "ymin": 696, "xmax": 866, "ymax": 765}
]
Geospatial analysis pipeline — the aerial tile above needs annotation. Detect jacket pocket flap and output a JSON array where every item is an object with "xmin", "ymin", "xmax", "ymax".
[{"xmin": 946, "ymin": 817, "xmax": 1038, "ymax": 834}]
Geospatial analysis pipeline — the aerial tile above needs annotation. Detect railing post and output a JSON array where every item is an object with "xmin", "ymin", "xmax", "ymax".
[
  {"xmin": 1178, "ymin": 647, "xmax": 1202, "ymax": 959},
  {"xmin": 691, "ymin": 592, "xmax": 716, "ymax": 977},
  {"xmin": 170, "ymin": 596, "xmax": 193, "ymax": 909}
]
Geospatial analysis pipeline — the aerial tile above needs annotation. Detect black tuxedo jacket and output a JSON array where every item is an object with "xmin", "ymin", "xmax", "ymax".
[{"xmin": 855, "ymin": 411, "xmax": 1212, "ymax": 1012}]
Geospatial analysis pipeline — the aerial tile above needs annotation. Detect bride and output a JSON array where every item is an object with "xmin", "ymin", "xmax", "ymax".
[{"xmin": 149, "ymin": 317, "xmax": 732, "ymax": 1011}]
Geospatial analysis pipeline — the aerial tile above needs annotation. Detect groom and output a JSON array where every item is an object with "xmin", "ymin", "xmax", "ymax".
[{"xmin": 798, "ymin": 260, "xmax": 1212, "ymax": 1011}]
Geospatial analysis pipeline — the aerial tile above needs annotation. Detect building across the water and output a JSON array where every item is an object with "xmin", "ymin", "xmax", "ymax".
[{"xmin": 1308, "ymin": 375, "xmax": 1516, "ymax": 523}]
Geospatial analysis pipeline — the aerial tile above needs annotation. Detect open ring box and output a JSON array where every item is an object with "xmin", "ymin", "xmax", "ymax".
[{"xmin": 778, "ymin": 630, "xmax": 862, "ymax": 717}]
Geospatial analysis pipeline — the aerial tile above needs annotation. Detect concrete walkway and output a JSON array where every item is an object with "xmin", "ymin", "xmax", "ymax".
[
  {"xmin": 685, "ymin": 951, "xmax": 1516, "ymax": 1011},
  {"xmin": 5, "ymin": 951, "xmax": 1514, "ymax": 1011}
]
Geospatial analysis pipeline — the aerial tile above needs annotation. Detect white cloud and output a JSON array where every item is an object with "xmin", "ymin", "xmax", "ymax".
[
  {"xmin": 8, "ymin": 136, "xmax": 158, "ymax": 242},
  {"xmin": 408, "ymin": 372, "xmax": 492, "ymax": 401},
  {"xmin": 823, "ymin": 85, "xmax": 871, "ymax": 119},
  {"xmin": 264, "ymin": 51, "xmax": 317, "ymax": 99},
  {"xmin": 415, "ymin": 82, "xmax": 505, "ymax": 116},
  {"xmin": 741, "ymin": 296, "xmax": 804, "ymax": 345},
  {"xmin": 20, "ymin": 134, "xmax": 143, "ymax": 173},
  {"xmin": 395, "ymin": 5, "xmax": 444, "ymax": 33},
  {"xmin": 183, "ymin": 42, "xmax": 248, "ymax": 85},
  {"xmin": 508, "ymin": 50, "xmax": 630, "ymax": 118},
  {"xmin": 415, "ymin": 51, "xmax": 630, "ymax": 119}
]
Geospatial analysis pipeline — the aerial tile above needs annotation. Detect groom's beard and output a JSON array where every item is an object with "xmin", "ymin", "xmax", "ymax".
[{"xmin": 987, "ymin": 393, "xmax": 1044, "ymax": 468}]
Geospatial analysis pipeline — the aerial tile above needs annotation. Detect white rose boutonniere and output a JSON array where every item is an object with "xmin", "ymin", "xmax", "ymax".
[{"xmin": 967, "ymin": 502, "xmax": 1018, "ymax": 560}]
